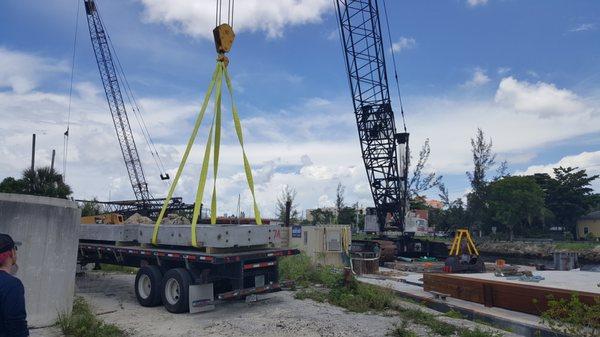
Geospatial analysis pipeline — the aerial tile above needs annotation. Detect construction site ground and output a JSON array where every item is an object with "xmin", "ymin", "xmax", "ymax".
[{"xmin": 30, "ymin": 271, "xmax": 517, "ymax": 337}]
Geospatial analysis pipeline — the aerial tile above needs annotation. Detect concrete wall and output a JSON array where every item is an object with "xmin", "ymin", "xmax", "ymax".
[{"xmin": 0, "ymin": 193, "xmax": 81, "ymax": 327}]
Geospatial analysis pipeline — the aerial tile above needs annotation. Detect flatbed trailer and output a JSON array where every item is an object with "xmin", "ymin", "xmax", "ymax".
[{"xmin": 78, "ymin": 242, "xmax": 300, "ymax": 313}]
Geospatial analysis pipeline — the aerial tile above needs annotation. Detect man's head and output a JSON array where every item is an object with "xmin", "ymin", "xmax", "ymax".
[{"xmin": 0, "ymin": 234, "xmax": 19, "ymax": 269}]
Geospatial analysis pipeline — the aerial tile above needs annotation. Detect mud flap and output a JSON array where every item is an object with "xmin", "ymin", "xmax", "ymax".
[{"xmin": 189, "ymin": 283, "xmax": 215, "ymax": 313}]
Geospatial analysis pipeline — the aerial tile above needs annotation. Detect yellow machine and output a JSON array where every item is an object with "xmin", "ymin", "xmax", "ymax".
[
  {"xmin": 444, "ymin": 229, "xmax": 485, "ymax": 273},
  {"xmin": 81, "ymin": 213, "xmax": 124, "ymax": 225},
  {"xmin": 449, "ymin": 229, "xmax": 479, "ymax": 256}
]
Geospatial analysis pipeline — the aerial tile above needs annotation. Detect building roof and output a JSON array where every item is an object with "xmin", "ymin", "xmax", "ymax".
[{"xmin": 580, "ymin": 211, "xmax": 600, "ymax": 220}]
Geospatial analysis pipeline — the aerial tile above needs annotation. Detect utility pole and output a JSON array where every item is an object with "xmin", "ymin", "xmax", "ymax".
[
  {"xmin": 31, "ymin": 134, "xmax": 36, "ymax": 171},
  {"xmin": 50, "ymin": 149, "xmax": 56, "ymax": 172}
]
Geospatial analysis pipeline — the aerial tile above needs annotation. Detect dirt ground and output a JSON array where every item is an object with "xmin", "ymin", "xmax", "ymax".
[{"xmin": 30, "ymin": 271, "xmax": 427, "ymax": 337}]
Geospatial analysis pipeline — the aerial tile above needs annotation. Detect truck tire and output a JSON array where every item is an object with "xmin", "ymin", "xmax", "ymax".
[
  {"xmin": 161, "ymin": 268, "xmax": 192, "ymax": 313},
  {"xmin": 135, "ymin": 265, "xmax": 163, "ymax": 307}
]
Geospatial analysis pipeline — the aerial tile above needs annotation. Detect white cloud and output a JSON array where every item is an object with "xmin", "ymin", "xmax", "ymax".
[
  {"xmin": 391, "ymin": 37, "xmax": 416, "ymax": 53},
  {"xmin": 467, "ymin": 0, "xmax": 488, "ymax": 7},
  {"xmin": 497, "ymin": 67, "xmax": 511, "ymax": 75},
  {"xmin": 516, "ymin": 151, "xmax": 600, "ymax": 191},
  {"xmin": 0, "ymin": 47, "xmax": 67, "ymax": 94},
  {"xmin": 138, "ymin": 0, "xmax": 330, "ymax": 39},
  {"xmin": 494, "ymin": 76, "xmax": 589, "ymax": 118},
  {"xmin": 461, "ymin": 68, "xmax": 490, "ymax": 88},
  {"xmin": 569, "ymin": 23, "xmax": 596, "ymax": 33},
  {"xmin": 3, "ymin": 47, "xmax": 600, "ymax": 219}
]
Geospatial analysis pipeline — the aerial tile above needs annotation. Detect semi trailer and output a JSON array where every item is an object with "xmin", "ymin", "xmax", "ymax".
[{"xmin": 78, "ymin": 223, "xmax": 299, "ymax": 313}]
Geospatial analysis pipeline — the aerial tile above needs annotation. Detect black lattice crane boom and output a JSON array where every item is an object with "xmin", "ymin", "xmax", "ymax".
[
  {"xmin": 83, "ymin": 0, "xmax": 151, "ymax": 204},
  {"xmin": 335, "ymin": 0, "xmax": 409, "ymax": 231}
]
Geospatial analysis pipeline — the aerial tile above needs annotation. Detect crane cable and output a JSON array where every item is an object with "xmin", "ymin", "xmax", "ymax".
[
  {"xmin": 382, "ymin": 0, "xmax": 407, "ymax": 133},
  {"xmin": 63, "ymin": 0, "xmax": 81, "ymax": 182},
  {"xmin": 153, "ymin": 1, "xmax": 261, "ymax": 247}
]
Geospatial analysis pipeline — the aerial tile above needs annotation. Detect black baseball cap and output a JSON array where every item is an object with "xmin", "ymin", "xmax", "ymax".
[{"xmin": 0, "ymin": 234, "xmax": 21, "ymax": 254}]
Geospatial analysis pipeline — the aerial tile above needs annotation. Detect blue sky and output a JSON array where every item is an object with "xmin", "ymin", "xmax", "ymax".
[{"xmin": 1, "ymin": 0, "xmax": 599, "ymax": 217}]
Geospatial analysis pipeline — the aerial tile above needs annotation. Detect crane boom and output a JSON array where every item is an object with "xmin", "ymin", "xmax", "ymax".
[
  {"xmin": 84, "ymin": 0, "xmax": 151, "ymax": 203},
  {"xmin": 335, "ymin": 0, "xmax": 409, "ymax": 231}
]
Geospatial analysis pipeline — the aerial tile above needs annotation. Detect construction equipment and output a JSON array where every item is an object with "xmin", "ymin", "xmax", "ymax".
[
  {"xmin": 82, "ymin": 0, "xmax": 192, "ymax": 217},
  {"xmin": 81, "ymin": 213, "xmax": 123, "ymax": 225},
  {"xmin": 443, "ymin": 229, "xmax": 485, "ymax": 273},
  {"xmin": 334, "ymin": 0, "xmax": 449, "ymax": 259},
  {"xmin": 335, "ymin": 0, "xmax": 409, "ymax": 232}
]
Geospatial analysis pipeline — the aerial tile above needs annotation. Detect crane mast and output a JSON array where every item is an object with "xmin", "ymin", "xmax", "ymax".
[
  {"xmin": 83, "ymin": 0, "xmax": 151, "ymax": 204},
  {"xmin": 335, "ymin": 0, "xmax": 409, "ymax": 231}
]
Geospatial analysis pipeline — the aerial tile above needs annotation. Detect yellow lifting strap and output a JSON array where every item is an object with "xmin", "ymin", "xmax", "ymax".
[{"xmin": 151, "ymin": 61, "xmax": 262, "ymax": 246}]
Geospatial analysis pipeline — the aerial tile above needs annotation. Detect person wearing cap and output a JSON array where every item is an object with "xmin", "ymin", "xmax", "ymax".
[{"xmin": 0, "ymin": 233, "xmax": 28, "ymax": 337}]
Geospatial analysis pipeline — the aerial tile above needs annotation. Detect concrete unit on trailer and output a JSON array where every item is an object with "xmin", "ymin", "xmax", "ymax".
[
  {"xmin": 78, "ymin": 224, "xmax": 298, "ymax": 314},
  {"xmin": 80, "ymin": 223, "xmax": 281, "ymax": 248}
]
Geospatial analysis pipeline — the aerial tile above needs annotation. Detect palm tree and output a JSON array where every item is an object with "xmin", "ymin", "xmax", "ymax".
[{"xmin": 20, "ymin": 167, "xmax": 72, "ymax": 198}]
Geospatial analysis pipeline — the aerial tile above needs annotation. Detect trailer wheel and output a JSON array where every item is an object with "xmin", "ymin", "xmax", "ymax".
[
  {"xmin": 161, "ymin": 268, "xmax": 192, "ymax": 313},
  {"xmin": 135, "ymin": 265, "xmax": 163, "ymax": 307}
]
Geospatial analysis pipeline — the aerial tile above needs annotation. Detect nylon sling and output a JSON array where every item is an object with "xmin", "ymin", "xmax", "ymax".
[{"xmin": 151, "ymin": 61, "xmax": 262, "ymax": 247}]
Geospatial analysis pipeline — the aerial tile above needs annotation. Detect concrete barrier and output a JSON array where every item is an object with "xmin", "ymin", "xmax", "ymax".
[{"xmin": 0, "ymin": 193, "xmax": 81, "ymax": 327}]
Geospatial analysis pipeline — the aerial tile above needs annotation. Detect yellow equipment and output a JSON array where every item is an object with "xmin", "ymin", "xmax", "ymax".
[
  {"xmin": 444, "ymin": 229, "xmax": 485, "ymax": 273},
  {"xmin": 449, "ymin": 229, "xmax": 479, "ymax": 256},
  {"xmin": 81, "ymin": 213, "xmax": 124, "ymax": 225}
]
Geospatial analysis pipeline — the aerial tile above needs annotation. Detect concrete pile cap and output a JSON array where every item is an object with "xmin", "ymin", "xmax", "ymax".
[{"xmin": 0, "ymin": 192, "xmax": 79, "ymax": 209}]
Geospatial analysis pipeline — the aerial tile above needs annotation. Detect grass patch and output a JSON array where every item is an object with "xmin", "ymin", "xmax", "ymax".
[
  {"xmin": 444, "ymin": 309, "xmax": 466, "ymax": 319},
  {"xmin": 281, "ymin": 254, "xmax": 504, "ymax": 336},
  {"xmin": 280, "ymin": 254, "xmax": 392, "ymax": 312},
  {"xmin": 554, "ymin": 242, "xmax": 599, "ymax": 251},
  {"xmin": 395, "ymin": 307, "xmax": 456, "ymax": 336},
  {"xmin": 458, "ymin": 327, "xmax": 504, "ymax": 337},
  {"xmin": 387, "ymin": 322, "xmax": 418, "ymax": 337},
  {"xmin": 57, "ymin": 297, "xmax": 126, "ymax": 337},
  {"xmin": 99, "ymin": 264, "xmax": 138, "ymax": 274}
]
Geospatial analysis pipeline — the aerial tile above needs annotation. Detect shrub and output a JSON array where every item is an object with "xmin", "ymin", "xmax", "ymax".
[
  {"xmin": 540, "ymin": 294, "xmax": 600, "ymax": 337},
  {"xmin": 57, "ymin": 297, "xmax": 125, "ymax": 337}
]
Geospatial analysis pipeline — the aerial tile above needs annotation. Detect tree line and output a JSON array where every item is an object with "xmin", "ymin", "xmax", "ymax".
[{"xmin": 428, "ymin": 128, "xmax": 599, "ymax": 240}]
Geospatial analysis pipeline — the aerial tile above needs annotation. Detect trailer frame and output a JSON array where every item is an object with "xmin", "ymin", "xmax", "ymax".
[{"xmin": 78, "ymin": 242, "xmax": 300, "ymax": 313}]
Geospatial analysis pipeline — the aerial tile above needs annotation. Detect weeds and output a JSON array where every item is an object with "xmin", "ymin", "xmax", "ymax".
[
  {"xmin": 387, "ymin": 322, "xmax": 417, "ymax": 337},
  {"xmin": 99, "ymin": 264, "xmax": 138, "ymax": 274},
  {"xmin": 540, "ymin": 294, "xmax": 600, "ymax": 337},
  {"xmin": 444, "ymin": 309, "xmax": 466, "ymax": 319},
  {"xmin": 458, "ymin": 327, "xmax": 504, "ymax": 337},
  {"xmin": 57, "ymin": 297, "xmax": 125, "ymax": 337},
  {"xmin": 280, "ymin": 254, "xmax": 392, "ymax": 312}
]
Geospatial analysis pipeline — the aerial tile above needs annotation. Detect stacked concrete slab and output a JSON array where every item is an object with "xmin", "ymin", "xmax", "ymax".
[
  {"xmin": 80, "ymin": 223, "xmax": 281, "ymax": 248},
  {"xmin": 0, "ymin": 193, "xmax": 81, "ymax": 327}
]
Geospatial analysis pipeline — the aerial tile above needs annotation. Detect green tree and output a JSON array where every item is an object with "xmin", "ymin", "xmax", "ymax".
[
  {"xmin": 0, "ymin": 177, "xmax": 25, "ymax": 193},
  {"xmin": 488, "ymin": 176, "xmax": 545, "ymax": 240},
  {"xmin": 335, "ymin": 183, "xmax": 345, "ymax": 214},
  {"xmin": 337, "ymin": 206, "xmax": 356, "ymax": 225},
  {"xmin": 0, "ymin": 167, "xmax": 72, "ymax": 199},
  {"xmin": 408, "ymin": 138, "xmax": 442, "ymax": 198},
  {"xmin": 535, "ymin": 167, "xmax": 599, "ymax": 237},
  {"xmin": 275, "ymin": 185, "xmax": 299, "ymax": 222},
  {"xmin": 310, "ymin": 208, "xmax": 335, "ymax": 225},
  {"xmin": 466, "ymin": 128, "xmax": 496, "ymax": 232},
  {"xmin": 81, "ymin": 198, "xmax": 104, "ymax": 217},
  {"xmin": 434, "ymin": 184, "xmax": 468, "ymax": 232}
]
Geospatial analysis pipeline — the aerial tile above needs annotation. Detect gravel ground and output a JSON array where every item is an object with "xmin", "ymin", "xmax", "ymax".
[
  {"xmin": 31, "ymin": 272, "xmax": 425, "ymax": 337},
  {"xmin": 30, "ymin": 271, "xmax": 516, "ymax": 337}
]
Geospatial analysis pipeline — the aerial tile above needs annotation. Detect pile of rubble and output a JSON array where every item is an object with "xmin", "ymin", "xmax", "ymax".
[{"xmin": 124, "ymin": 213, "xmax": 191, "ymax": 225}]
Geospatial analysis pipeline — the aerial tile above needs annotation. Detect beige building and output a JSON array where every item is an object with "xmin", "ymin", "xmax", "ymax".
[{"xmin": 577, "ymin": 211, "xmax": 600, "ymax": 240}]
